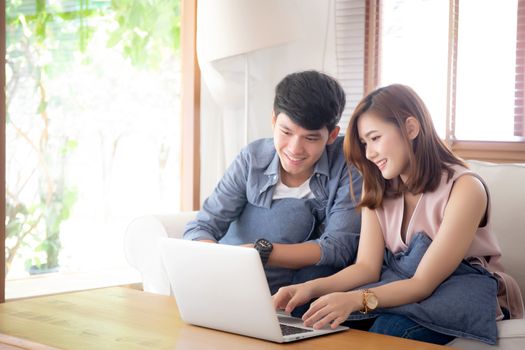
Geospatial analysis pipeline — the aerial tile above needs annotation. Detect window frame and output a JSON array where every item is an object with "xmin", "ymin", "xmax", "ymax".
[
  {"xmin": 365, "ymin": 0, "xmax": 380, "ymax": 94},
  {"xmin": 1, "ymin": 0, "xmax": 6, "ymax": 304},
  {"xmin": 181, "ymin": 0, "xmax": 201, "ymax": 211},
  {"xmin": 366, "ymin": 0, "xmax": 525, "ymax": 163},
  {"xmin": 448, "ymin": 0, "xmax": 525, "ymax": 162},
  {"xmin": 514, "ymin": 0, "xmax": 525, "ymax": 137}
]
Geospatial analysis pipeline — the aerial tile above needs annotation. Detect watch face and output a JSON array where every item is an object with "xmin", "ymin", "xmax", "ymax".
[
  {"xmin": 255, "ymin": 239, "xmax": 272, "ymax": 266},
  {"xmin": 259, "ymin": 240, "xmax": 271, "ymax": 249},
  {"xmin": 256, "ymin": 239, "xmax": 272, "ymax": 250},
  {"xmin": 367, "ymin": 293, "xmax": 379, "ymax": 309}
]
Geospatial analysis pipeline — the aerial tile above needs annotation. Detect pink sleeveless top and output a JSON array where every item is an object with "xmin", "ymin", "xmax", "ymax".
[{"xmin": 376, "ymin": 164, "xmax": 524, "ymax": 319}]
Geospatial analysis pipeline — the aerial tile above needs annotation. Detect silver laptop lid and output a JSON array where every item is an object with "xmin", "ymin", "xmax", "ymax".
[{"xmin": 159, "ymin": 238, "xmax": 285, "ymax": 342}]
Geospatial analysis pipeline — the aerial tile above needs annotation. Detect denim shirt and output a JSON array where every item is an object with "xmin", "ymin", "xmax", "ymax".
[{"xmin": 183, "ymin": 136, "xmax": 362, "ymax": 269}]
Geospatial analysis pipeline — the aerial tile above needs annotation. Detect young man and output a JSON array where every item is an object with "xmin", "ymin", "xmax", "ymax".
[{"xmin": 184, "ymin": 70, "xmax": 362, "ymax": 295}]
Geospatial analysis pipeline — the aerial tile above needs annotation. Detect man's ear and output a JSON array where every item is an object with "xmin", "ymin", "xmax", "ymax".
[
  {"xmin": 405, "ymin": 116, "xmax": 420, "ymax": 140},
  {"xmin": 326, "ymin": 126, "xmax": 341, "ymax": 145},
  {"xmin": 271, "ymin": 111, "xmax": 277, "ymax": 128}
]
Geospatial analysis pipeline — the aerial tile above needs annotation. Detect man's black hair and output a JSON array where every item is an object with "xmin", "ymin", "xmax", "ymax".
[{"xmin": 273, "ymin": 70, "xmax": 346, "ymax": 131}]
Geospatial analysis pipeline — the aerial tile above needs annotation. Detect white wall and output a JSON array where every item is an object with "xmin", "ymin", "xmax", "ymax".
[{"xmin": 198, "ymin": 0, "xmax": 365, "ymax": 201}]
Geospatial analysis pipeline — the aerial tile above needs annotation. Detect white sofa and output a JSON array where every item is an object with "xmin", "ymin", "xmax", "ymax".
[{"xmin": 124, "ymin": 160, "xmax": 525, "ymax": 349}]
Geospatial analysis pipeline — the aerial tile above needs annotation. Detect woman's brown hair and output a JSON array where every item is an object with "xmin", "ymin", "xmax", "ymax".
[{"xmin": 344, "ymin": 84, "xmax": 465, "ymax": 209}]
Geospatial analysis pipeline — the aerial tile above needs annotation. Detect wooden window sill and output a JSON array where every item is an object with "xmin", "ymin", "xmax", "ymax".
[{"xmin": 450, "ymin": 140, "xmax": 525, "ymax": 163}]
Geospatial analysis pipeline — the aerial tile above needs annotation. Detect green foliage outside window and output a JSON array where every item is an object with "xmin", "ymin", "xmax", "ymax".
[{"xmin": 5, "ymin": 0, "xmax": 181, "ymax": 275}]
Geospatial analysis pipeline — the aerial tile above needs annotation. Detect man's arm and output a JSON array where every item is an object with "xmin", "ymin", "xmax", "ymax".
[
  {"xmin": 183, "ymin": 151, "xmax": 250, "ymax": 242},
  {"xmin": 262, "ymin": 164, "xmax": 362, "ymax": 270},
  {"xmin": 315, "ymin": 164, "xmax": 362, "ymax": 268},
  {"xmin": 267, "ymin": 242, "xmax": 321, "ymax": 269}
]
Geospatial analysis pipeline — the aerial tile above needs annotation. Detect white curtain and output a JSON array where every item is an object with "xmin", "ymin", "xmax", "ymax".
[{"xmin": 198, "ymin": 0, "xmax": 365, "ymax": 201}]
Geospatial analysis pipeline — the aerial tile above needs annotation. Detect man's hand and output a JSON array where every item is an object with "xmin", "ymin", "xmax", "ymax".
[
  {"xmin": 272, "ymin": 283, "xmax": 314, "ymax": 314},
  {"xmin": 302, "ymin": 291, "xmax": 359, "ymax": 330},
  {"xmin": 240, "ymin": 243, "xmax": 255, "ymax": 248},
  {"xmin": 198, "ymin": 239, "xmax": 217, "ymax": 243}
]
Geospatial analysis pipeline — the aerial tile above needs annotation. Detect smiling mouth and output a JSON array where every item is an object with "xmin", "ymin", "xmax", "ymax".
[
  {"xmin": 375, "ymin": 159, "xmax": 387, "ymax": 171},
  {"xmin": 285, "ymin": 152, "xmax": 306, "ymax": 164}
]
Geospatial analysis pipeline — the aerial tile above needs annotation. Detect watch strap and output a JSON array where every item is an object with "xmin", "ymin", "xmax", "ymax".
[{"xmin": 360, "ymin": 289, "xmax": 377, "ymax": 314}]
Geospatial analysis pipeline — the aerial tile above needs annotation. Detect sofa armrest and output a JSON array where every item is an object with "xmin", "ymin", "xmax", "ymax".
[
  {"xmin": 123, "ymin": 211, "xmax": 198, "ymax": 294},
  {"xmin": 153, "ymin": 212, "xmax": 199, "ymax": 239}
]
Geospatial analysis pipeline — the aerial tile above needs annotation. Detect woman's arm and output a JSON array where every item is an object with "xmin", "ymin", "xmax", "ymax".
[
  {"xmin": 273, "ymin": 206, "xmax": 385, "ymax": 312},
  {"xmin": 303, "ymin": 174, "xmax": 488, "ymax": 329},
  {"xmin": 373, "ymin": 174, "xmax": 488, "ymax": 306}
]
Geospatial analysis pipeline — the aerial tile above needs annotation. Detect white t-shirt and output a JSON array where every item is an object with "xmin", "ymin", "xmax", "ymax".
[{"xmin": 272, "ymin": 176, "xmax": 315, "ymax": 199}]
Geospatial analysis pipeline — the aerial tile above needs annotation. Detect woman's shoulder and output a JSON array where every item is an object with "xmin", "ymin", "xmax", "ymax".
[
  {"xmin": 440, "ymin": 163, "xmax": 483, "ymax": 187},
  {"xmin": 444, "ymin": 164, "xmax": 488, "ymax": 206},
  {"xmin": 446, "ymin": 164, "xmax": 486, "ymax": 189},
  {"xmin": 420, "ymin": 163, "xmax": 484, "ymax": 203}
]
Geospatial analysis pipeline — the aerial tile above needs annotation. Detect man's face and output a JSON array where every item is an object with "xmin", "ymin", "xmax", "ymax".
[{"xmin": 272, "ymin": 112, "xmax": 339, "ymax": 187}]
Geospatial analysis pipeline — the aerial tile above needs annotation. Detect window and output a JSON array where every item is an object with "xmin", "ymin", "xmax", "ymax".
[
  {"xmin": 455, "ymin": 0, "xmax": 519, "ymax": 141},
  {"xmin": 375, "ymin": 0, "xmax": 525, "ymax": 161},
  {"xmin": 4, "ymin": 0, "xmax": 183, "ymax": 299},
  {"xmin": 379, "ymin": 0, "xmax": 449, "ymax": 138}
]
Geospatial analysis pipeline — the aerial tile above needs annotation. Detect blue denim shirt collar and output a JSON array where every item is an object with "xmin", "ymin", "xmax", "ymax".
[
  {"xmin": 263, "ymin": 151, "xmax": 280, "ymax": 177},
  {"xmin": 313, "ymin": 147, "xmax": 330, "ymax": 178}
]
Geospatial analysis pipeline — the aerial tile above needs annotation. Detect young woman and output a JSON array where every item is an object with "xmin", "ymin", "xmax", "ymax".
[{"xmin": 273, "ymin": 84, "xmax": 523, "ymax": 345}]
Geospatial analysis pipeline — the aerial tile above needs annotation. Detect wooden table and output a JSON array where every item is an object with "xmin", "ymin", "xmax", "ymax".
[{"xmin": 0, "ymin": 287, "xmax": 450, "ymax": 350}]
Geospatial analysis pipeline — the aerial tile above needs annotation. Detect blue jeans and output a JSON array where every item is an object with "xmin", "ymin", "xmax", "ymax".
[
  {"xmin": 348, "ymin": 314, "xmax": 455, "ymax": 345},
  {"xmin": 289, "ymin": 265, "xmax": 339, "ymax": 318}
]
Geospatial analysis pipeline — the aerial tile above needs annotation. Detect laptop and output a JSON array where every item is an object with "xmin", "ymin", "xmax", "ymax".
[{"xmin": 158, "ymin": 238, "xmax": 348, "ymax": 343}]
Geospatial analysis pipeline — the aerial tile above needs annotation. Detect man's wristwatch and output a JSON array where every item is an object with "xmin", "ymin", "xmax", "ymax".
[
  {"xmin": 254, "ymin": 238, "xmax": 273, "ymax": 266},
  {"xmin": 360, "ymin": 289, "xmax": 379, "ymax": 314}
]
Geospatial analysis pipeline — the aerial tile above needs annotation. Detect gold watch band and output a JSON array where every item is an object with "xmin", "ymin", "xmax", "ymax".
[{"xmin": 360, "ymin": 289, "xmax": 378, "ymax": 314}]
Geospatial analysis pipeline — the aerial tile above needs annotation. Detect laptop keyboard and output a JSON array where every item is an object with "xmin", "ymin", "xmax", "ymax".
[{"xmin": 280, "ymin": 323, "xmax": 314, "ymax": 336}]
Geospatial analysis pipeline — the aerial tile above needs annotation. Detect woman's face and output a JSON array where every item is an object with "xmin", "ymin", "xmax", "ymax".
[{"xmin": 357, "ymin": 112, "xmax": 412, "ymax": 182}]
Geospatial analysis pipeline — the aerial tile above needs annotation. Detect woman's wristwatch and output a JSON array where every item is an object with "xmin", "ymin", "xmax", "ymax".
[{"xmin": 360, "ymin": 289, "xmax": 379, "ymax": 314}]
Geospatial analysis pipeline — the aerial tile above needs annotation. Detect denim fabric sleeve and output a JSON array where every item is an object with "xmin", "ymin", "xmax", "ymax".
[
  {"xmin": 183, "ymin": 150, "xmax": 249, "ymax": 241},
  {"xmin": 316, "ymin": 164, "xmax": 362, "ymax": 268}
]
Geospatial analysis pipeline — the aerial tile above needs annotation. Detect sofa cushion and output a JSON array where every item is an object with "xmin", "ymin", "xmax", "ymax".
[
  {"xmin": 448, "ymin": 319, "xmax": 525, "ymax": 350},
  {"xmin": 467, "ymin": 160, "xmax": 525, "ymax": 299}
]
